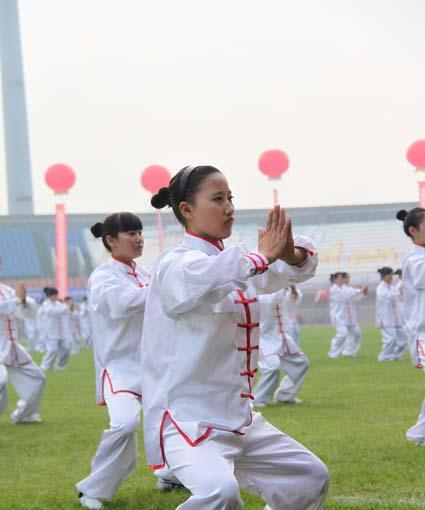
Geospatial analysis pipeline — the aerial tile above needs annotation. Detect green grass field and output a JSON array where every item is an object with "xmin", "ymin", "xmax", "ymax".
[{"xmin": 1, "ymin": 325, "xmax": 424, "ymax": 510}]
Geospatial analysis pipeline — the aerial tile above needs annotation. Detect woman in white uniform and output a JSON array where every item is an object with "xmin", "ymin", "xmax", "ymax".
[
  {"xmin": 76, "ymin": 213, "xmax": 178, "ymax": 510},
  {"xmin": 375, "ymin": 267, "xmax": 407, "ymax": 362},
  {"xmin": 40, "ymin": 288, "xmax": 71, "ymax": 371},
  {"xmin": 142, "ymin": 165, "xmax": 329, "ymax": 510},
  {"xmin": 254, "ymin": 288, "xmax": 309, "ymax": 407},
  {"xmin": 396, "ymin": 209, "xmax": 425, "ymax": 446},
  {"xmin": 0, "ymin": 283, "xmax": 45, "ymax": 423},
  {"xmin": 328, "ymin": 272, "xmax": 367, "ymax": 359}
]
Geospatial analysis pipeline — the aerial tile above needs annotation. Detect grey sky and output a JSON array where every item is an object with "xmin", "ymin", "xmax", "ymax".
[{"xmin": 1, "ymin": 0, "xmax": 425, "ymax": 215}]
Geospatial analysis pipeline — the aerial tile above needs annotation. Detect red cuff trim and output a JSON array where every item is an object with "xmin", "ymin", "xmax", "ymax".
[
  {"xmin": 249, "ymin": 253, "xmax": 268, "ymax": 273},
  {"xmin": 244, "ymin": 253, "xmax": 268, "ymax": 275}
]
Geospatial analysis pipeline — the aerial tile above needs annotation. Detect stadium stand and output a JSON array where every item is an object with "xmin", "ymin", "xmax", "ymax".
[{"xmin": 0, "ymin": 201, "xmax": 416, "ymax": 322}]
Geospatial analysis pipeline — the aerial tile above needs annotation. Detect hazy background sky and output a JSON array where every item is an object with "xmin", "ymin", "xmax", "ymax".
[{"xmin": 1, "ymin": 0, "xmax": 424, "ymax": 215}]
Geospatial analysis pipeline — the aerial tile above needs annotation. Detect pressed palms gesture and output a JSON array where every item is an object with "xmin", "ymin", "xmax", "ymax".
[{"xmin": 258, "ymin": 205, "xmax": 307, "ymax": 265}]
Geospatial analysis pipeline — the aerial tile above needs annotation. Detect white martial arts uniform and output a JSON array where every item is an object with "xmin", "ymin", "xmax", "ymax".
[
  {"xmin": 35, "ymin": 303, "xmax": 47, "ymax": 353},
  {"xmin": 254, "ymin": 289, "xmax": 309, "ymax": 406},
  {"xmin": 328, "ymin": 284, "xmax": 364, "ymax": 358},
  {"xmin": 141, "ymin": 232, "xmax": 328, "ymax": 510},
  {"xmin": 22, "ymin": 298, "xmax": 38, "ymax": 351},
  {"xmin": 403, "ymin": 245, "xmax": 425, "ymax": 445},
  {"xmin": 282, "ymin": 287, "xmax": 303, "ymax": 346},
  {"xmin": 78, "ymin": 301, "xmax": 92, "ymax": 348},
  {"xmin": 0, "ymin": 284, "xmax": 46, "ymax": 423},
  {"xmin": 0, "ymin": 364, "xmax": 8, "ymax": 414},
  {"xmin": 68, "ymin": 306, "xmax": 81, "ymax": 355},
  {"xmin": 40, "ymin": 299, "xmax": 72, "ymax": 371},
  {"xmin": 77, "ymin": 257, "xmax": 175, "ymax": 501},
  {"xmin": 375, "ymin": 281, "xmax": 407, "ymax": 361}
]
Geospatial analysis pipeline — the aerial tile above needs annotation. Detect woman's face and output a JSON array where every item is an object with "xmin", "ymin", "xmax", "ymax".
[
  {"xmin": 180, "ymin": 173, "xmax": 235, "ymax": 241},
  {"xmin": 409, "ymin": 219, "xmax": 425, "ymax": 245},
  {"xmin": 334, "ymin": 274, "xmax": 344, "ymax": 285},
  {"xmin": 107, "ymin": 230, "xmax": 144, "ymax": 261},
  {"xmin": 383, "ymin": 274, "xmax": 393, "ymax": 284}
]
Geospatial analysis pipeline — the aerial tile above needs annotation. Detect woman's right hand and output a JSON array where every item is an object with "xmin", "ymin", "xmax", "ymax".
[{"xmin": 258, "ymin": 205, "xmax": 292, "ymax": 264}]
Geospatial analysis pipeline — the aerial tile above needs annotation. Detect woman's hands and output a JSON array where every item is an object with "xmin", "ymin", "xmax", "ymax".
[{"xmin": 258, "ymin": 205, "xmax": 307, "ymax": 265}]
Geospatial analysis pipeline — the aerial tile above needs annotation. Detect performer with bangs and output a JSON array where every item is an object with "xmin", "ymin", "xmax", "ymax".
[{"xmin": 76, "ymin": 213, "xmax": 179, "ymax": 510}]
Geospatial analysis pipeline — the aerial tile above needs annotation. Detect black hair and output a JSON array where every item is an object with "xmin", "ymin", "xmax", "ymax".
[
  {"xmin": 378, "ymin": 267, "xmax": 393, "ymax": 278},
  {"xmin": 151, "ymin": 165, "xmax": 221, "ymax": 226},
  {"xmin": 394, "ymin": 268, "xmax": 402, "ymax": 277},
  {"xmin": 90, "ymin": 212, "xmax": 143, "ymax": 252},
  {"xmin": 396, "ymin": 208, "xmax": 425, "ymax": 238},
  {"xmin": 330, "ymin": 272, "xmax": 345, "ymax": 282},
  {"xmin": 43, "ymin": 287, "xmax": 58, "ymax": 297}
]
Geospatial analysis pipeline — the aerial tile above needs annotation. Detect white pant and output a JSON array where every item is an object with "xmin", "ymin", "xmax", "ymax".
[
  {"xmin": 406, "ymin": 398, "xmax": 425, "ymax": 444},
  {"xmin": 76, "ymin": 384, "xmax": 177, "ymax": 500},
  {"xmin": 254, "ymin": 353, "xmax": 309, "ymax": 405},
  {"xmin": 163, "ymin": 411, "xmax": 328, "ymax": 510},
  {"xmin": 0, "ymin": 361, "xmax": 46, "ymax": 422},
  {"xmin": 0, "ymin": 365, "xmax": 8, "ymax": 414},
  {"xmin": 40, "ymin": 338, "xmax": 70, "ymax": 371},
  {"xmin": 70, "ymin": 334, "xmax": 81, "ymax": 355},
  {"xmin": 76, "ymin": 385, "xmax": 141, "ymax": 500},
  {"xmin": 328, "ymin": 325, "xmax": 362, "ymax": 358},
  {"xmin": 377, "ymin": 327, "xmax": 407, "ymax": 362}
]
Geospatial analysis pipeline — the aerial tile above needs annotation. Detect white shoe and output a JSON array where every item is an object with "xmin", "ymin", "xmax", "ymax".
[
  {"xmin": 264, "ymin": 506, "xmax": 272, "ymax": 510},
  {"xmin": 11, "ymin": 412, "xmax": 42, "ymax": 424},
  {"xmin": 79, "ymin": 494, "xmax": 102, "ymax": 509},
  {"xmin": 278, "ymin": 398, "xmax": 303, "ymax": 405}
]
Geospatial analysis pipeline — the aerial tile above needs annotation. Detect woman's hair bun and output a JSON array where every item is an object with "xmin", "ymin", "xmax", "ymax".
[
  {"xmin": 90, "ymin": 222, "xmax": 103, "ymax": 238},
  {"xmin": 151, "ymin": 187, "xmax": 170, "ymax": 209},
  {"xmin": 396, "ymin": 209, "xmax": 408, "ymax": 222},
  {"xmin": 377, "ymin": 268, "xmax": 382, "ymax": 274}
]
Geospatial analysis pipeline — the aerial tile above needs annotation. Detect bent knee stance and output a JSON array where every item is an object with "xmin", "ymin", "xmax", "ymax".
[
  {"xmin": 112, "ymin": 414, "xmax": 140, "ymax": 436},
  {"xmin": 199, "ymin": 476, "xmax": 242, "ymax": 508}
]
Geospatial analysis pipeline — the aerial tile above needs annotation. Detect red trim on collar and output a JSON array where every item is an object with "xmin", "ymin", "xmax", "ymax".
[
  {"xmin": 186, "ymin": 231, "xmax": 224, "ymax": 251},
  {"xmin": 112, "ymin": 255, "xmax": 136, "ymax": 269}
]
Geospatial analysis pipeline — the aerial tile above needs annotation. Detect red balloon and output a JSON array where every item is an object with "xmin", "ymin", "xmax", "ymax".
[
  {"xmin": 141, "ymin": 165, "xmax": 171, "ymax": 194},
  {"xmin": 407, "ymin": 140, "xmax": 425, "ymax": 169},
  {"xmin": 258, "ymin": 150, "xmax": 289, "ymax": 179},
  {"xmin": 45, "ymin": 164, "xmax": 76, "ymax": 193}
]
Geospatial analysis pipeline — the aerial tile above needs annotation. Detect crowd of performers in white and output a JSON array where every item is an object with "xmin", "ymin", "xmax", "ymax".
[{"xmin": 0, "ymin": 165, "xmax": 424, "ymax": 510}]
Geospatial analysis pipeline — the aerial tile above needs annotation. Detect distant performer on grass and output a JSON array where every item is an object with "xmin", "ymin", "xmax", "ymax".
[
  {"xmin": 253, "ymin": 288, "xmax": 309, "ymax": 408},
  {"xmin": 396, "ymin": 209, "xmax": 425, "ymax": 447},
  {"xmin": 76, "ymin": 213, "xmax": 179, "ymax": 510},
  {"xmin": 0, "ymin": 280, "xmax": 45, "ymax": 424},
  {"xmin": 328, "ymin": 272, "xmax": 368, "ymax": 359},
  {"xmin": 39, "ymin": 287, "xmax": 72, "ymax": 371},
  {"xmin": 375, "ymin": 267, "xmax": 407, "ymax": 362}
]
